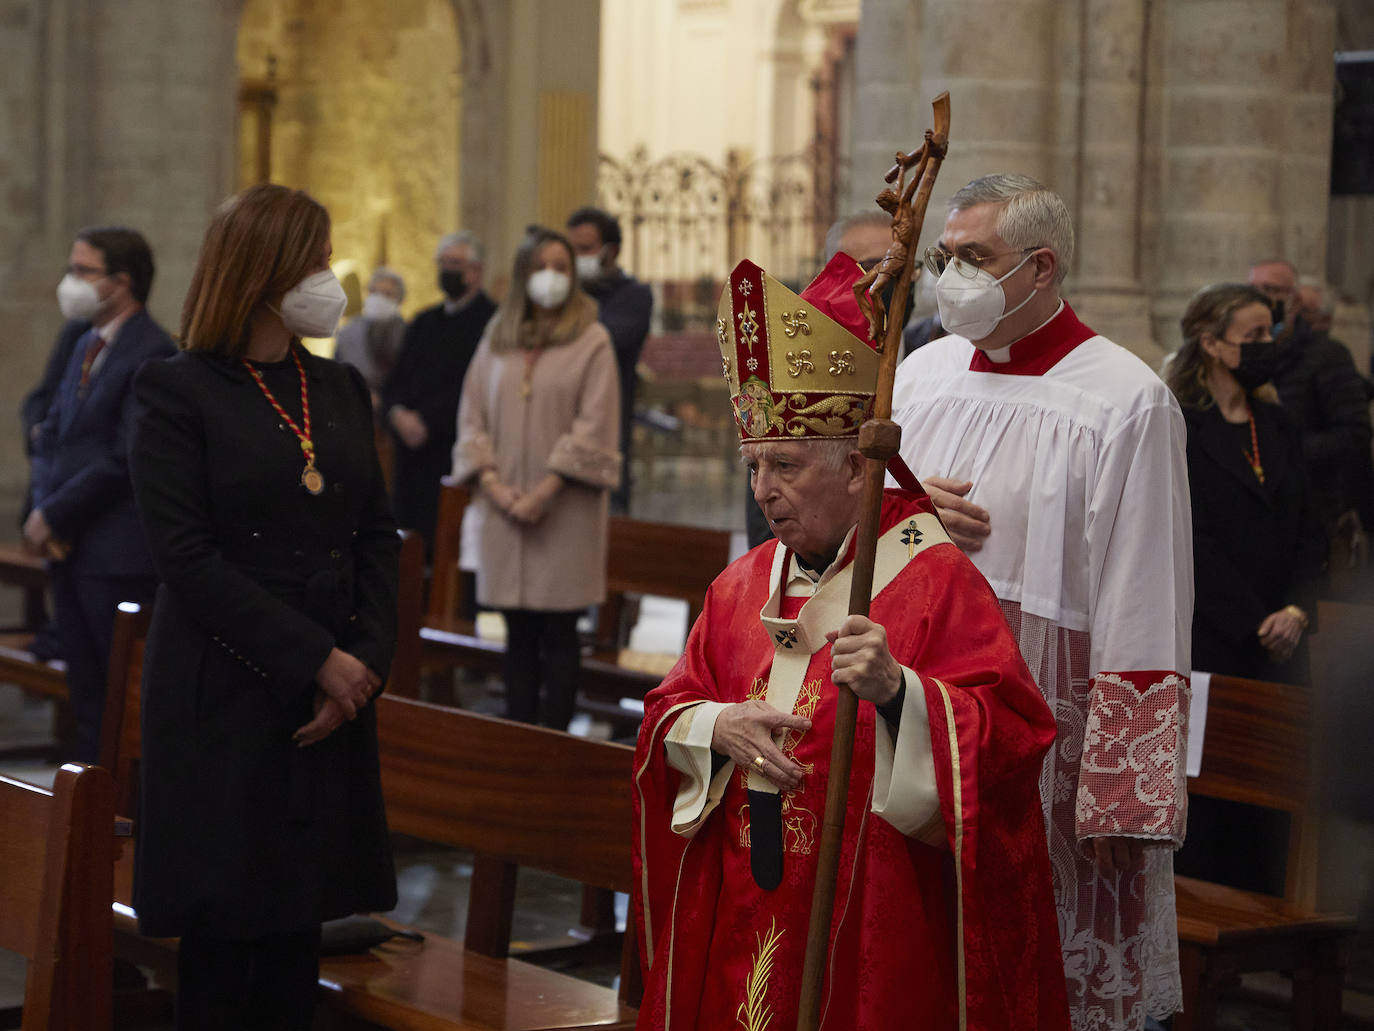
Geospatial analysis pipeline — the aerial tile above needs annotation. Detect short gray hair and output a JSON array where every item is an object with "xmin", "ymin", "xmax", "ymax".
[
  {"xmin": 739, "ymin": 437, "xmax": 857, "ymax": 473},
  {"xmin": 434, "ymin": 230, "xmax": 484, "ymax": 264},
  {"xmin": 948, "ymin": 174, "xmax": 1074, "ymax": 285},
  {"xmin": 368, "ymin": 266, "xmax": 405, "ymax": 301},
  {"xmin": 824, "ymin": 211, "xmax": 891, "ymax": 262}
]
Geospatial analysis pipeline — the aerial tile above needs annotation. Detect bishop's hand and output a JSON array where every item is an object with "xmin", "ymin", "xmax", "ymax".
[
  {"xmin": 710, "ymin": 700, "xmax": 811, "ymax": 792},
  {"xmin": 827, "ymin": 615, "xmax": 903, "ymax": 706}
]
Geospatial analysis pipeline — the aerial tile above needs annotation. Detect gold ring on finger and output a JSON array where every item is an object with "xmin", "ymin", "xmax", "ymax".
[{"xmin": 752, "ymin": 755, "xmax": 767, "ymax": 772}]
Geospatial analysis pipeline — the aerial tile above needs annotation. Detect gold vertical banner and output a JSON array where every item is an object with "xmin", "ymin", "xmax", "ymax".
[{"xmin": 537, "ymin": 90, "xmax": 593, "ymax": 229}]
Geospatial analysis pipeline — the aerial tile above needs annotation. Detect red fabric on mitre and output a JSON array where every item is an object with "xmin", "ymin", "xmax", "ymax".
[
  {"xmin": 800, "ymin": 252, "xmax": 877, "ymax": 348},
  {"xmin": 631, "ymin": 488, "xmax": 1069, "ymax": 1030}
]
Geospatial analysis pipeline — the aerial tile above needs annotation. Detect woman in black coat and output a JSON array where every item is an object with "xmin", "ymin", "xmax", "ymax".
[
  {"xmin": 1165, "ymin": 282, "xmax": 1326, "ymax": 897},
  {"xmin": 1165, "ymin": 282, "xmax": 1327, "ymax": 685},
  {"xmin": 130, "ymin": 183, "xmax": 398, "ymax": 1029}
]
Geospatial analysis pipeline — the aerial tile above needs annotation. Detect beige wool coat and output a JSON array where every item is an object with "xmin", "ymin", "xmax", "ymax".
[{"xmin": 452, "ymin": 319, "xmax": 621, "ymax": 610}]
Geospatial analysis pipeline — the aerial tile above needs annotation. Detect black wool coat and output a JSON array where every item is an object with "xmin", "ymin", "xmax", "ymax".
[
  {"xmin": 380, "ymin": 293, "xmax": 497, "ymax": 545},
  {"xmin": 1185, "ymin": 400, "xmax": 1327, "ymax": 683},
  {"xmin": 129, "ymin": 346, "xmax": 399, "ymax": 939}
]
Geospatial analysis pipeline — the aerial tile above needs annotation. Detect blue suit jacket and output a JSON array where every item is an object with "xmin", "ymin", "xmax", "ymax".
[{"xmin": 31, "ymin": 309, "xmax": 177, "ymax": 577}]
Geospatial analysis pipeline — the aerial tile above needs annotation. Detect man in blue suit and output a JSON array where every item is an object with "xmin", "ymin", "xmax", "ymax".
[{"xmin": 24, "ymin": 226, "xmax": 176, "ymax": 760}]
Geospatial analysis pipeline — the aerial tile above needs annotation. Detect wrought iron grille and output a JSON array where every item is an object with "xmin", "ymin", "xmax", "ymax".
[{"xmin": 598, "ymin": 146, "xmax": 847, "ymax": 329}]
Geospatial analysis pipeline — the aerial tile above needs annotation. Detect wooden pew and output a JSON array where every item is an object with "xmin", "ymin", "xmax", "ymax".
[
  {"xmin": 0, "ymin": 762, "xmax": 115, "ymax": 1031},
  {"xmin": 314, "ymin": 695, "xmax": 640, "ymax": 1030},
  {"xmin": 0, "ymin": 545, "xmax": 66, "ymax": 708},
  {"xmin": 421, "ymin": 481, "xmax": 731, "ymax": 721},
  {"xmin": 1174, "ymin": 673, "xmax": 1357, "ymax": 1030},
  {"xmin": 0, "ymin": 544, "xmax": 49, "ymax": 632}
]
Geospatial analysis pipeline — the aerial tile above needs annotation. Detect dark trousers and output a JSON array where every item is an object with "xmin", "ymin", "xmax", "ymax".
[
  {"xmin": 501, "ymin": 609, "xmax": 581, "ymax": 730},
  {"xmin": 50, "ymin": 566, "xmax": 156, "ymax": 762},
  {"xmin": 176, "ymin": 927, "xmax": 321, "ymax": 1030}
]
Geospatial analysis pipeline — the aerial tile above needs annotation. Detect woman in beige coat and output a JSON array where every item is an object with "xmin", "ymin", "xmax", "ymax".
[{"xmin": 452, "ymin": 226, "xmax": 621, "ymax": 728}]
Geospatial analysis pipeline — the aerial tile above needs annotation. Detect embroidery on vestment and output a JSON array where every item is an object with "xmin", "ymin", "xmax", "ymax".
[{"xmin": 736, "ymin": 918, "xmax": 784, "ymax": 1031}]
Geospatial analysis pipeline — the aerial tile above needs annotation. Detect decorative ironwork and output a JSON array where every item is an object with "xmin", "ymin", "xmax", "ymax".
[{"xmin": 597, "ymin": 145, "xmax": 849, "ymax": 329}]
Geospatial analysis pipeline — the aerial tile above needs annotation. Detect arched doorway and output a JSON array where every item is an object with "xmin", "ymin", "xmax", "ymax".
[{"xmin": 236, "ymin": 0, "xmax": 463, "ymax": 320}]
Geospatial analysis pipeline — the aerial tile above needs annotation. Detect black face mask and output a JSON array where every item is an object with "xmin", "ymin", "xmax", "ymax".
[
  {"xmin": 439, "ymin": 270, "xmax": 467, "ymax": 300},
  {"xmin": 1268, "ymin": 298, "xmax": 1286, "ymax": 331},
  {"xmin": 1231, "ymin": 339, "xmax": 1277, "ymax": 392}
]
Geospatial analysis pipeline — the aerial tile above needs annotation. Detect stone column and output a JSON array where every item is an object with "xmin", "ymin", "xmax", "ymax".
[
  {"xmin": 915, "ymin": 0, "xmax": 1057, "ymax": 222},
  {"xmin": 493, "ymin": 0, "xmax": 600, "ymax": 276},
  {"xmin": 0, "ymin": 0, "xmax": 240, "ymax": 495},
  {"xmin": 1152, "ymin": 0, "xmax": 1324, "ymax": 349},
  {"xmin": 846, "ymin": 0, "xmax": 919, "ymax": 214},
  {"xmin": 1061, "ymin": 0, "xmax": 1160, "ymax": 361}
]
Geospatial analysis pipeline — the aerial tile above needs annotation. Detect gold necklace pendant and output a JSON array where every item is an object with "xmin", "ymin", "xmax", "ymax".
[{"xmin": 301, "ymin": 463, "xmax": 326, "ymax": 495}]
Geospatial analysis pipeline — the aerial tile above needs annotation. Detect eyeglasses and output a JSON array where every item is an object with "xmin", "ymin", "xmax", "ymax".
[{"xmin": 922, "ymin": 245, "xmax": 1039, "ymax": 279}]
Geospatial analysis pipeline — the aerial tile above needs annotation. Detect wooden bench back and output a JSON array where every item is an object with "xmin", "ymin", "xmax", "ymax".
[
  {"xmin": 428, "ymin": 478, "xmax": 468, "ymax": 625},
  {"xmin": 0, "ymin": 763, "xmax": 114, "ymax": 1030},
  {"xmin": 375, "ymin": 693, "xmax": 636, "ymax": 972},
  {"xmin": 100, "ymin": 603, "xmax": 151, "ymax": 819},
  {"xmin": 376, "ymin": 694, "xmax": 634, "ymax": 892},
  {"xmin": 1188, "ymin": 673, "xmax": 1314, "ymax": 904},
  {"xmin": 605, "ymin": 515, "xmax": 730, "ymax": 629},
  {"xmin": 387, "ymin": 530, "xmax": 425, "ymax": 694}
]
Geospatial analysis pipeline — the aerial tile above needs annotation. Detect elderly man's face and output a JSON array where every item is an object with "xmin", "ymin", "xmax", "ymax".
[
  {"xmin": 744, "ymin": 441, "xmax": 863, "ymax": 566},
  {"xmin": 1247, "ymin": 261, "xmax": 1297, "ymax": 312}
]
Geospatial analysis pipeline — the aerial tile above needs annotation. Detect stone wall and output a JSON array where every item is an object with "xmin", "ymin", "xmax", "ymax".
[
  {"xmin": 0, "ymin": 0, "xmax": 239, "ymax": 496},
  {"xmin": 847, "ymin": 0, "xmax": 1361, "ymax": 365},
  {"xmin": 238, "ymin": 0, "xmax": 462, "ymax": 319}
]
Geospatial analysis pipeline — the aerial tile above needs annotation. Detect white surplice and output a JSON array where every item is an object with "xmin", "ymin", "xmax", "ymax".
[{"xmin": 892, "ymin": 301, "xmax": 1193, "ymax": 1031}]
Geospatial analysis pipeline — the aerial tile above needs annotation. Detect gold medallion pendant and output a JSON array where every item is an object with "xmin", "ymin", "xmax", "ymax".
[{"xmin": 301, "ymin": 464, "xmax": 325, "ymax": 495}]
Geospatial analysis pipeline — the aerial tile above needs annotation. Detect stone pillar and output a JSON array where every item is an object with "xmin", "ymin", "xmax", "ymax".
[
  {"xmin": 846, "ymin": 0, "xmax": 919, "ymax": 214},
  {"xmin": 0, "ymin": 0, "xmax": 239, "ymax": 496},
  {"xmin": 1152, "ymin": 0, "xmax": 1335, "ymax": 351},
  {"xmin": 492, "ymin": 0, "xmax": 600, "ymax": 279},
  {"xmin": 915, "ymin": 0, "xmax": 1057, "ymax": 222},
  {"xmin": 1061, "ymin": 0, "xmax": 1160, "ymax": 361}
]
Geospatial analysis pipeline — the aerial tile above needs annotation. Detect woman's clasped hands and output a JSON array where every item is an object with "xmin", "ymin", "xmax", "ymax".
[{"xmin": 294, "ymin": 648, "xmax": 382, "ymax": 746}]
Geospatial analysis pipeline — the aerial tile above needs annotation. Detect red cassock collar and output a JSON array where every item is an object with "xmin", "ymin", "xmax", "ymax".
[{"xmin": 967, "ymin": 300, "xmax": 1096, "ymax": 376}]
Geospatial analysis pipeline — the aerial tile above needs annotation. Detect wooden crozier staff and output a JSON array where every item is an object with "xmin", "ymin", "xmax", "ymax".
[{"xmin": 795, "ymin": 91, "xmax": 950, "ymax": 1031}]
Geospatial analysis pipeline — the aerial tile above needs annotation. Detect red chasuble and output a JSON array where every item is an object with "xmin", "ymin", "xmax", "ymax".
[{"xmin": 632, "ymin": 488, "xmax": 1070, "ymax": 1030}]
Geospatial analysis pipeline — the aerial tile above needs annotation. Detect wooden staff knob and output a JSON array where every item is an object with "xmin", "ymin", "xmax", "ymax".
[{"xmin": 858, "ymin": 418, "xmax": 902, "ymax": 460}]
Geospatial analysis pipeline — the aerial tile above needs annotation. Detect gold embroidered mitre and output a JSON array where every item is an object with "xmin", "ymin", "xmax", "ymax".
[{"xmin": 716, "ymin": 255, "xmax": 878, "ymax": 441}]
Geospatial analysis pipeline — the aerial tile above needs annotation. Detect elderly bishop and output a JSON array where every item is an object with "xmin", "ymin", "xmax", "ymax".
[{"xmin": 632, "ymin": 255, "xmax": 1071, "ymax": 1029}]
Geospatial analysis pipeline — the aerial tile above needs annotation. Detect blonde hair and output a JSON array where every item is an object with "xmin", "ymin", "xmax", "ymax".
[
  {"xmin": 487, "ymin": 226, "xmax": 597, "ymax": 354},
  {"xmin": 1165, "ymin": 282, "xmax": 1277, "ymax": 409},
  {"xmin": 181, "ymin": 184, "xmax": 331, "ymax": 357}
]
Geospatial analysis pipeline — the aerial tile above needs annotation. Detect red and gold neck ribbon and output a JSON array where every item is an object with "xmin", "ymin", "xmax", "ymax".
[{"xmin": 242, "ymin": 348, "xmax": 324, "ymax": 494}]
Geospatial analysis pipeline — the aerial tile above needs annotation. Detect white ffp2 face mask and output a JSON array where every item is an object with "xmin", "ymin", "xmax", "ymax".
[
  {"xmin": 361, "ymin": 293, "xmax": 400, "ymax": 321},
  {"xmin": 527, "ymin": 268, "xmax": 572, "ymax": 310},
  {"xmin": 574, "ymin": 252, "xmax": 603, "ymax": 283},
  {"xmin": 934, "ymin": 251, "xmax": 1037, "ymax": 342},
  {"xmin": 56, "ymin": 273, "xmax": 104, "ymax": 322},
  {"xmin": 278, "ymin": 269, "xmax": 348, "ymax": 338}
]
